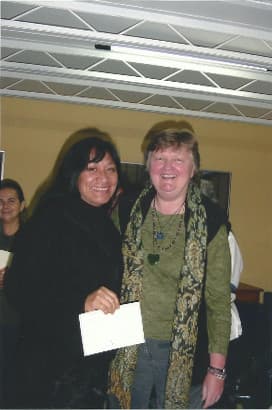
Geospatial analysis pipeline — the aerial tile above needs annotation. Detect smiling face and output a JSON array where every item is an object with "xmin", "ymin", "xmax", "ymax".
[
  {"xmin": 0, "ymin": 187, "xmax": 25, "ymax": 224},
  {"xmin": 77, "ymin": 151, "xmax": 118, "ymax": 207},
  {"xmin": 148, "ymin": 145, "xmax": 195, "ymax": 202}
]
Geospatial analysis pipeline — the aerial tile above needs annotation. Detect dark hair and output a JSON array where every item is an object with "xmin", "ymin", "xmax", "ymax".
[
  {"xmin": 30, "ymin": 128, "xmax": 121, "ymax": 214},
  {"xmin": 0, "ymin": 178, "xmax": 25, "ymax": 203},
  {"xmin": 142, "ymin": 121, "xmax": 200, "ymax": 173},
  {"xmin": 40, "ymin": 135, "xmax": 121, "ymax": 210},
  {"xmin": 57, "ymin": 136, "xmax": 121, "ymax": 193},
  {"xmin": 0, "ymin": 178, "xmax": 27, "ymax": 222}
]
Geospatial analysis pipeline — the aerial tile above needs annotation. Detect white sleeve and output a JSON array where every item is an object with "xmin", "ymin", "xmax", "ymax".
[
  {"xmin": 230, "ymin": 301, "xmax": 243, "ymax": 340},
  {"xmin": 228, "ymin": 231, "xmax": 243, "ymax": 290},
  {"xmin": 229, "ymin": 231, "xmax": 244, "ymax": 340}
]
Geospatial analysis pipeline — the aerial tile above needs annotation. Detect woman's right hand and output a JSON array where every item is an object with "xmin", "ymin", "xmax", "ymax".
[
  {"xmin": 84, "ymin": 286, "xmax": 120, "ymax": 314},
  {"xmin": 0, "ymin": 268, "xmax": 6, "ymax": 289}
]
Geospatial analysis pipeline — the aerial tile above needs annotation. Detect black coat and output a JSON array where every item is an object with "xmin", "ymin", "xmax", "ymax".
[{"xmin": 4, "ymin": 195, "xmax": 123, "ymax": 408}]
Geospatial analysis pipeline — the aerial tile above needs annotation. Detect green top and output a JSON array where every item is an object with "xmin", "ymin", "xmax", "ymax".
[
  {"xmin": 141, "ymin": 210, "xmax": 184, "ymax": 339},
  {"xmin": 141, "ymin": 208, "xmax": 231, "ymax": 354}
]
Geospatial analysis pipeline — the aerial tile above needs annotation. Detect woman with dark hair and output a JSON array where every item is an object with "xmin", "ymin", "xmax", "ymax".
[
  {"xmin": 0, "ymin": 178, "xmax": 26, "ymax": 274},
  {"xmin": 0, "ymin": 179, "xmax": 26, "ymax": 407},
  {"xmin": 4, "ymin": 133, "xmax": 123, "ymax": 408}
]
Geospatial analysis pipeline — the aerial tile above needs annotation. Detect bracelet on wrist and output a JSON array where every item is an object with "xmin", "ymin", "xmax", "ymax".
[{"xmin": 207, "ymin": 365, "xmax": 227, "ymax": 380}]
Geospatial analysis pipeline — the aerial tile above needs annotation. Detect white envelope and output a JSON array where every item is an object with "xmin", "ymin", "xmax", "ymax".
[
  {"xmin": 0, "ymin": 250, "xmax": 12, "ymax": 269},
  {"xmin": 79, "ymin": 301, "xmax": 145, "ymax": 356}
]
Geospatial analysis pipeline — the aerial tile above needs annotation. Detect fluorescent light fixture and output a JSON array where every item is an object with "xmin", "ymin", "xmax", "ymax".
[{"xmin": 111, "ymin": 44, "xmax": 268, "ymax": 73}]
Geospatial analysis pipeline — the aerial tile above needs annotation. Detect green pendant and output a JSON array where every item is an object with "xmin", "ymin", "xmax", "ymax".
[{"xmin": 147, "ymin": 253, "xmax": 160, "ymax": 265}]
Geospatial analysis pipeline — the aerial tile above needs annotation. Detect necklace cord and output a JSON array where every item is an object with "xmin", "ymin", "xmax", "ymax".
[{"xmin": 148, "ymin": 197, "xmax": 185, "ymax": 265}]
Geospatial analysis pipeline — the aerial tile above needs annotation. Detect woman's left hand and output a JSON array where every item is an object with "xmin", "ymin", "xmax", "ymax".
[
  {"xmin": 84, "ymin": 286, "xmax": 120, "ymax": 314},
  {"xmin": 201, "ymin": 372, "xmax": 224, "ymax": 409}
]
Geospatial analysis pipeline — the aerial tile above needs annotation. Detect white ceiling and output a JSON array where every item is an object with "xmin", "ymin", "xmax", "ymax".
[{"xmin": 1, "ymin": 0, "xmax": 272, "ymax": 126}]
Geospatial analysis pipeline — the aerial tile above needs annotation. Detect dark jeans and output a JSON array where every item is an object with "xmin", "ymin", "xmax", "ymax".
[
  {"xmin": 109, "ymin": 339, "xmax": 203, "ymax": 409},
  {"xmin": 131, "ymin": 339, "xmax": 170, "ymax": 408},
  {"xmin": 108, "ymin": 339, "xmax": 169, "ymax": 409}
]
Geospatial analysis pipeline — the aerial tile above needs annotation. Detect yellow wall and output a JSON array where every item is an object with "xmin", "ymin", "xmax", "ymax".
[{"xmin": 1, "ymin": 96, "xmax": 272, "ymax": 291}]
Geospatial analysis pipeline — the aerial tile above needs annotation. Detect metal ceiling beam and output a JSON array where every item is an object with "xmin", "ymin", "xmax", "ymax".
[
  {"xmin": 2, "ymin": 88, "xmax": 271, "ymax": 127},
  {"xmin": 2, "ymin": 19, "xmax": 272, "ymax": 73},
  {"xmin": 2, "ymin": 62, "xmax": 272, "ymax": 109},
  {"xmin": 8, "ymin": 0, "xmax": 272, "ymax": 40}
]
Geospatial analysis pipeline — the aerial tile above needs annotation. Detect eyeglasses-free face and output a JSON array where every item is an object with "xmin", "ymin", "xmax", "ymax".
[
  {"xmin": 148, "ymin": 145, "xmax": 195, "ymax": 203},
  {"xmin": 77, "ymin": 151, "xmax": 118, "ymax": 207},
  {"xmin": 0, "ymin": 188, "xmax": 25, "ymax": 223}
]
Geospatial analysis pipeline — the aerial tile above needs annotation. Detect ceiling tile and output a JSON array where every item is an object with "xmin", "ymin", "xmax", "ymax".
[
  {"xmin": 261, "ymin": 111, "xmax": 272, "ymax": 120},
  {"xmin": 143, "ymin": 95, "xmax": 181, "ymax": 109},
  {"xmin": 50, "ymin": 53, "xmax": 101, "ymax": 70},
  {"xmin": 76, "ymin": 12, "xmax": 140, "ymax": 34},
  {"xmin": 1, "ymin": 47, "xmax": 20, "ymax": 59},
  {"xmin": 9, "ymin": 79, "xmax": 54, "ymax": 94},
  {"xmin": 207, "ymin": 74, "xmax": 252, "ymax": 90},
  {"xmin": 110, "ymin": 89, "xmax": 151, "ymax": 103},
  {"xmin": 169, "ymin": 71, "xmax": 214, "ymax": 87},
  {"xmin": 175, "ymin": 97, "xmax": 213, "ymax": 111},
  {"xmin": 129, "ymin": 63, "xmax": 177, "ymax": 80},
  {"xmin": 16, "ymin": 6, "xmax": 91, "ymax": 31},
  {"xmin": 43, "ymin": 82, "xmax": 86, "ymax": 96},
  {"xmin": 1, "ymin": 1, "xmax": 36, "ymax": 19},
  {"xmin": 78, "ymin": 87, "xmax": 119, "ymax": 101},
  {"xmin": 172, "ymin": 26, "xmax": 234, "ymax": 49},
  {"xmin": 0, "ymin": 77, "xmax": 21, "ymax": 89},
  {"xmin": 242, "ymin": 80, "xmax": 272, "ymax": 95},
  {"xmin": 6, "ymin": 50, "xmax": 62, "ymax": 68},
  {"xmin": 90, "ymin": 59, "xmax": 140, "ymax": 76},
  {"xmin": 222, "ymin": 37, "xmax": 272, "ymax": 58},
  {"xmin": 126, "ymin": 21, "xmax": 188, "ymax": 44},
  {"xmin": 235, "ymin": 104, "xmax": 271, "ymax": 118},
  {"xmin": 205, "ymin": 103, "xmax": 240, "ymax": 116}
]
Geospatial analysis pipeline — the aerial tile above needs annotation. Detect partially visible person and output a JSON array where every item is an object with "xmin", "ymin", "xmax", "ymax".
[
  {"xmin": 228, "ymin": 226, "xmax": 243, "ymax": 341},
  {"xmin": 218, "ymin": 224, "xmax": 244, "ymax": 407},
  {"xmin": 199, "ymin": 181, "xmax": 243, "ymax": 341},
  {"xmin": 228, "ymin": 226, "xmax": 243, "ymax": 295},
  {"xmin": 109, "ymin": 121, "xmax": 231, "ymax": 409},
  {"xmin": 198, "ymin": 182, "xmax": 243, "ymax": 406},
  {"xmin": 4, "ymin": 132, "xmax": 123, "ymax": 409},
  {"xmin": 0, "ymin": 178, "xmax": 26, "ymax": 407}
]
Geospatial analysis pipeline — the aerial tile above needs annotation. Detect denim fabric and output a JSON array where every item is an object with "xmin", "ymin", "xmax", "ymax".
[
  {"xmin": 108, "ymin": 339, "xmax": 203, "ymax": 409},
  {"xmin": 189, "ymin": 383, "xmax": 203, "ymax": 409},
  {"xmin": 130, "ymin": 339, "xmax": 170, "ymax": 409}
]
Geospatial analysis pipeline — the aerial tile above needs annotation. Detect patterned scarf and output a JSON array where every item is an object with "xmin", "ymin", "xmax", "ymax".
[{"xmin": 109, "ymin": 182, "xmax": 208, "ymax": 408}]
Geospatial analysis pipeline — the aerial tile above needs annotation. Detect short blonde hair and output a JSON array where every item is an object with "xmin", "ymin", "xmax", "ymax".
[{"xmin": 142, "ymin": 121, "xmax": 200, "ymax": 173}]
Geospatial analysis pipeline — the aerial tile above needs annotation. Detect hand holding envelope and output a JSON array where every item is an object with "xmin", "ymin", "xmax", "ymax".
[
  {"xmin": 0, "ymin": 250, "xmax": 12, "ymax": 289},
  {"xmin": 84, "ymin": 286, "xmax": 120, "ymax": 314},
  {"xmin": 79, "ymin": 301, "xmax": 145, "ymax": 356}
]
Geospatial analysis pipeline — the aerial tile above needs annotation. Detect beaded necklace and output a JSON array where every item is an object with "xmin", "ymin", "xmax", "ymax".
[{"xmin": 147, "ymin": 198, "xmax": 185, "ymax": 265}]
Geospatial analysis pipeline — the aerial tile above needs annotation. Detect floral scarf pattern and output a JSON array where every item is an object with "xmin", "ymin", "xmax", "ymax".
[{"xmin": 109, "ymin": 182, "xmax": 208, "ymax": 408}]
